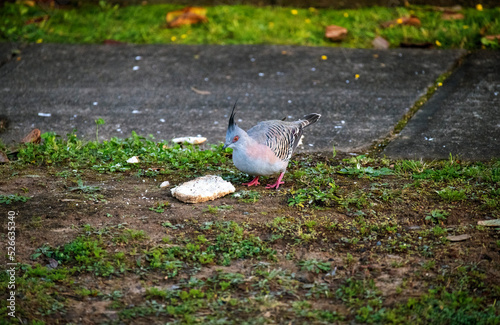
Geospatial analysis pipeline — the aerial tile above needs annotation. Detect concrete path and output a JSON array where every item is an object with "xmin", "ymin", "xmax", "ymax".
[
  {"xmin": 0, "ymin": 43, "xmax": 497, "ymax": 160},
  {"xmin": 383, "ymin": 50, "xmax": 500, "ymax": 160}
]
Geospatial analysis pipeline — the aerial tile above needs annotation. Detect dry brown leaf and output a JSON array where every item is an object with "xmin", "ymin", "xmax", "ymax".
[
  {"xmin": 325, "ymin": 25, "xmax": 348, "ymax": 42},
  {"xmin": 0, "ymin": 116, "xmax": 8, "ymax": 133},
  {"xmin": 0, "ymin": 151, "xmax": 9, "ymax": 163},
  {"xmin": 103, "ymin": 39, "xmax": 127, "ymax": 45},
  {"xmin": 20, "ymin": 0, "xmax": 36, "ymax": 6},
  {"xmin": 372, "ymin": 36, "xmax": 390, "ymax": 49},
  {"xmin": 166, "ymin": 7, "xmax": 208, "ymax": 28},
  {"xmin": 21, "ymin": 128, "xmax": 41, "ymax": 144},
  {"xmin": 433, "ymin": 5, "xmax": 462, "ymax": 12},
  {"xmin": 406, "ymin": 16, "xmax": 421, "ymax": 26},
  {"xmin": 381, "ymin": 16, "xmax": 421, "ymax": 28},
  {"xmin": 485, "ymin": 35, "xmax": 500, "ymax": 41},
  {"xmin": 442, "ymin": 12, "xmax": 465, "ymax": 20},
  {"xmin": 25, "ymin": 15, "xmax": 49, "ymax": 25}
]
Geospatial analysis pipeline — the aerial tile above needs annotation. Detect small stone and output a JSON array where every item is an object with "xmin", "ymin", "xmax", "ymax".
[
  {"xmin": 127, "ymin": 156, "xmax": 140, "ymax": 164},
  {"xmin": 446, "ymin": 234, "xmax": 471, "ymax": 242},
  {"xmin": 372, "ymin": 36, "xmax": 390, "ymax": 49},
  {"xmin": 160, "ymin": 181, "xmax": 170, "ymax": 188},
  {"xmin": 171, "ymin": 175, "xmax": 235, "ymax": 203},
  {"xmin": 48, "ymin": 258, "xmax": 59, "ymax": 269},
  {"xmin": 478, "ymin": 219, "xmax": 500, "ymax": 227},
  {"xmin": 172, "ymin": 136, "xmax": 207, "ymax": 145}
]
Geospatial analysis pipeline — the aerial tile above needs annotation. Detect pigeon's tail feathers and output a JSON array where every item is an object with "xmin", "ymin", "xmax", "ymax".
[{"xmin": 300, "ymin": 113, "xmax": 321, "ymax": 128}]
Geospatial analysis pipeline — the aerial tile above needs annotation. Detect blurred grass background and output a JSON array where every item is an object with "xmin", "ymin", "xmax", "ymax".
[{"xmin": 1, "ymin": 1, "xmax": 499, "ymax": 48}]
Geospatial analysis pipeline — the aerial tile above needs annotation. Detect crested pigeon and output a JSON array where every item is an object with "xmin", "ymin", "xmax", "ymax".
[{"xmin": 223, "ymin": 103, "xmax": 321, "ymax": 189}]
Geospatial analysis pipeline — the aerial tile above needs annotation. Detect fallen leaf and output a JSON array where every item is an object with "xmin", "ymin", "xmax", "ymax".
[
  {"xmin": 20, "ymin": 0, "xmax": 36, "ymax": 6},
  {"xmin": 325, "ymin": 25, "xmax": 348, "ymax": 41},
  {"xmin": 432, "ymin": 5, "xmax": 462, "ymax": 12},
  {"xmin": 372, "ymin": 36, "xmax": 390, "ymax": 49},
  {"xmin": 406, "ymin": 16, "xmax": 421, "ymax": 26},
  {"xmin": 25, "ymin": 15, "xmax": 49, "ymax": 25},
  {"xmin": 191, "ymin": 86, "xmax": 211, "ymax": 95},
  {"xmin": 34, "ymin": 0, "xmax": 55, "ymax": 6},
  {"xmin": 0, "ymin": 151, "xmax": 9, "ymax": 163},
  {"xmin": 103, "ymin": 39, "xmax": 127, "ymax": 45},
  {"xmin": 478, "ymin": 219, "xmax": 500, "ymax": 227},
  {"xmin": 166, "ymin": 7, "xmax": 208, "ymax": 28},
  {"xmin": 446, "ymin": 234, "xmax": 470, "ymax": 242},
  {"xmin": 381, "ymin": 15, "xmax": 421, "ymax": 28},
  {"xmin": 0, "ymin": 116, "xmax": 8, "ymax": 132},
  {"xmin": 21, "ymin": 128, "xmax": 41, "ymax": 144},
  {"xmin": 442, "ymin": 12, "xmax": 465, "ymax": 20},
  {"xmin": 485, "ymin": 35, "xmax": 500, "ymax": 41}
]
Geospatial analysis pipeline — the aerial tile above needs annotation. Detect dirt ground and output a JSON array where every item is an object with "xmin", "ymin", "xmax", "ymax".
[{"xmin": 1, "ymin": 153, "xmax": 499, "ymax": 324}]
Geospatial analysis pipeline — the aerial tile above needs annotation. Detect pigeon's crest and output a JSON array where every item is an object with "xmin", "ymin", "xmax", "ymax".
[{"xmin": 227, "ymin": 101, "xmax": 238, "ymax": 133}]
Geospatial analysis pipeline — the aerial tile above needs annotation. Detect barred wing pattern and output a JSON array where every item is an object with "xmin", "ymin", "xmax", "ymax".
[
  {"xmin": 264, "ymin": 123, "xmax": 303, "ymax": 161},
  {"xmin": 247, "ymin": 113, "xmax": 320, "ymax": 163}
]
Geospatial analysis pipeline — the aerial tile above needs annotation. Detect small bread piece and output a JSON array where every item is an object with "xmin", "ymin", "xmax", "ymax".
[{"xmin": 171, "ymin": 175, "xmax": 235, "ymax": 203}]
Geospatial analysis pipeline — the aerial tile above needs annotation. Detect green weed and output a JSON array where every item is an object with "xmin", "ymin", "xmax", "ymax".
[
  {"xmin": 425, "ymin": 209, "xmax": 449, "ymax": 224},
  {"xmin": 204, "ymin": 204, "xmax": 233, "ymax": 214},
  {"xmin": 68, "ymin": 179, "xmax": 101, "ymax": 193},
  {"xmin": 339, "ymin": 166, "xmax": 394, "ymax": 178},
  {"xmin": 437, "ymin": 187, "xmax": 467, "ymax": 202},
  {"xmin": 149, "ymin": 201, "xmax": 169, "ymax": 213},
  {"xmin": 298, "ymin": 259, "xmax": 332, "ymax": 273},
  {"xmin": 289, "ymin": 162, "xmax": 339, "ymax": 207},
  {"xmin": 384, "ymin": 289, "xmax": 499, "ymax": 324},
  {"xmin": 233, "ymin": 190, "xmax": 260, "ymax": 203},
  {"xmin": 95, "ymin": 117, "xmax": 105, "ymax": 142},
  {"xmin": 0, "ymin": 193, "xmax": 30, "ymax": 204},
  {"xmin": 432, "ymin": 225, "xmax": 447, "ymax": 236}
]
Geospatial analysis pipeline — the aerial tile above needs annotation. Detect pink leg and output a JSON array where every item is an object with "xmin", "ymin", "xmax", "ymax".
[
  {"xmin": 242, "ymin": 176, "xmax": 260, "ymax": 187},
  {"xmin": 266, "ymin": 172, "xmax": 285, "ymax": 189}
]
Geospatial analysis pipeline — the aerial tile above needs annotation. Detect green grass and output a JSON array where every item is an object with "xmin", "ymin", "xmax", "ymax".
[
  {"xmin": 14, "ymin": 130, "xmax": 230, "ymax": 175},
  {"xmin": 1, "ymin": 127, "xmax": 499, "ymax": 323},
  {"xmin": 0, "ymin": 193, "xmax": 30, "ymax": 204},
  {"xmin": 1, "ymin": 2, "xmax": 499, "ymax": 49}
]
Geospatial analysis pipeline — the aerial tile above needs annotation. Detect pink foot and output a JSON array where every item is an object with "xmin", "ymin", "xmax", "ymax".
[
  {"xmin": 242, "ymin": 176, "xmax": 260, "ymax": 187},
  {"xmin": 266, "ymin": 172, "xmax": 285, "ymax": 189}
]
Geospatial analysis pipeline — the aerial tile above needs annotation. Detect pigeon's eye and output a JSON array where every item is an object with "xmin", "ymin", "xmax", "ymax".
[{"xmin": 233, "ymin": 136, "xmax": 239, "ymax": 143}]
